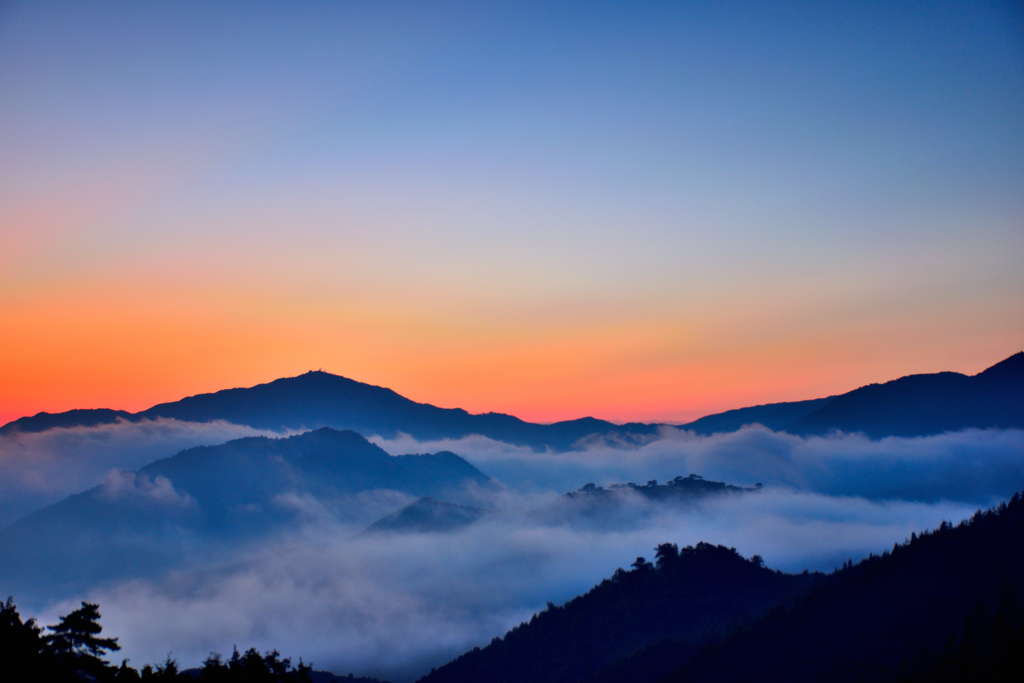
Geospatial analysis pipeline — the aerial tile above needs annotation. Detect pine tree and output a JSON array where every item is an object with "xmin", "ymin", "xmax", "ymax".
[{"xmin": 45, "ymin": 601, "xmax": 121, "ymax": 675}]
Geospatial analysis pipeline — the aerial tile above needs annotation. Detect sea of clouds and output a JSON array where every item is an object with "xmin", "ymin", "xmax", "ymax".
[{"xmin": 8, "ymin": 422, "xmax": 1024, "ymax": 681}]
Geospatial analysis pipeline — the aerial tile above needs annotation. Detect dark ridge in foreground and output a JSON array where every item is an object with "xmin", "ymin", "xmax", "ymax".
[
  {"xmin": 417, "ymin": 544, "xmax": 821, "ymax": 683},
  {"xmin": 658, "ymin": 491, "xmax": 1024, "ymax": 683},
  {"xmin": 420, "ymin": 491, "xmax": 1024, "ymax": 683}
]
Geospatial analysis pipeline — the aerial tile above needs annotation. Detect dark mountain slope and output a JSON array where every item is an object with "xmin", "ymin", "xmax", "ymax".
[
  {"xmin": 658, "ymin": 491, "xmax": 1024, "ymax": 683},
  {"xmin": 417, "ymin": 544, "xmax": 821, "ymax": 683},
  {"xmin": 680, "ymin": 398, "xmax": 831, "ymax": 435},
  {"xmin": 0, "ymin": 428, "xmax": 493, "ymax": 598},
  {"xmin": 0, "ymin": 372, "xmax": 659, "ymax": 451},
  {"xmin": 785, "ymin": 351, "xmax": 1024, "ymax": 437}
]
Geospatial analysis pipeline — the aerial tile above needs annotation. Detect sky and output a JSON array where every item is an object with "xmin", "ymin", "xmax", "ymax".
[{"xmin": 1, "ymin": 0, "xmax": 1022, "ymax": 425}]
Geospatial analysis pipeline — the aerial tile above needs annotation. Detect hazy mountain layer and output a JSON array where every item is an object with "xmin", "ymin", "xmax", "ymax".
[
  {"xmin": 0, "ymin": 428, "xmax": 493, "ymax": 599},
  {"xmin": 363, "ymin": 497, "xmax": 490, "ymax": 535}
]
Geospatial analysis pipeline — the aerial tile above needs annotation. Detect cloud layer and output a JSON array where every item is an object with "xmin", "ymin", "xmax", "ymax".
[
  {"xmin": 13, "ymin": 423, "xmax": 1024, "ymax": 681},
  {"xmin": 373, "ymin": 425, "xmax": 1024, "ymax": 504},
  {"xmin": 40, "ymin": 489, "xmax": 976, "ymax": 682},
  {"xmin": 0, "ymin": 419, "xmax": 282, "ymax": 527}
]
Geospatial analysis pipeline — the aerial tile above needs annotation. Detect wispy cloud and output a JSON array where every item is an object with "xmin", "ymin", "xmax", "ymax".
[
  {"xmin": 99, "ymin": 470, "xmax": 196, "ymax": 508},
  {"xmin": 0, "ymin": 419, "xmax": 282, "ymax": 527},
  {"xmin": 35, "ymin": 489, "xmax": 978, "ymax": 682},
  {"xmin": 373, "ymin": 426, "xmax": 1024, "ymax": 504},
  {"xmin": 17, "ymin": 425, "xmax": 1024, "ymax": 681}
]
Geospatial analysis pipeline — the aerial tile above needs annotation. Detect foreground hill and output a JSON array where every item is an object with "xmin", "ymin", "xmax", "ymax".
[
  {"xmin": 0, "ymin": 428, "xmax": 492, "ymax": 598},
  {"xmin": 658, "ymin": 490, "xmax": 1024, "ymax": 683},
  {"xmin": 0, "ymin": 371, "xmax": 659, "ymax": 451},
  {"xmin": 422, "ymin": 489, "xmax": 1024, "ymax": 683},
  {"xmin": 418, "ymin": 544, "xmax": 821, "ymax": 683}
]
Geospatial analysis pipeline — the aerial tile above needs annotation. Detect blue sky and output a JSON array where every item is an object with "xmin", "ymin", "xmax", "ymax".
[{"xmin": 1, "ymin": 0, "xmax": 1022, "ymax": 422}]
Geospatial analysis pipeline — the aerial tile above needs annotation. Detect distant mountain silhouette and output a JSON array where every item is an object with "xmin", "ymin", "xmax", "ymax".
[
  {"xmin": 566, "ymin": 474, "xmax": 757, "ymax": 502},
  {"xmin": 2, "ymin": 352, "xmax": 1021, "ymax": 444},
  {"xmin": 418, "ymin": 543, "xmax": 821, "ymax": 683},
  {"xmin": 363, "ymin": 497, "xmax": 489, "ymax": 535},
  {"xmin": 675, "ymin": 351, "xmax": 1024, "ymax": 437},
  {"xmin": 0, "ymin": 408, "xmax": 134, "ymax": 434},
  {"xmin": 781, "ymin": 351, "xmax": 1024, "ymax": 437},
  {"xmin": 680, "ymin": 398, "xmax": 832, "ymax": 435},
  {"xmin": 0, "ymin": 428, "xmax": 494, "ymax": 598},
  {"xmin": 0, "ymin": 372, "xmax": 659, "ymax": 451},
  {"xmin": 536, "ymin": 476, "xmax": 759, "ymax": 527}
]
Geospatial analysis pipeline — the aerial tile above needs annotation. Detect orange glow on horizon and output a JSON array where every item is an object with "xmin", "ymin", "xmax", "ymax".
[{"xmin": 2, "ymin": 279, "xmax": 1018, "ymax": 427}]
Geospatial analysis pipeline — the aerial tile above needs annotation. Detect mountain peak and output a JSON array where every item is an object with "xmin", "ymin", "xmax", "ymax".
[{"xmin": 975, "ymin": 350, "xmax": 1024, "ymax": 380}]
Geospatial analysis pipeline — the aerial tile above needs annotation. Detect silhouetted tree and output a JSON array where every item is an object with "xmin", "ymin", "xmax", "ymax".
[
  {"xmin": 655, "ymin": 543, "xmax": 679, "ymax": 569},
  {"xmin": 1, "ymin": 596, "xmax": 54, "ymax": 680},
  {"xmin": 45, "ymin": 601, "xmax": 120, "ymax": 661}
]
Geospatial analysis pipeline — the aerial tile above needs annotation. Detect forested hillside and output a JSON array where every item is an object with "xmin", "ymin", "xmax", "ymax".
[
  {"xmin": 659, "ymin": 491, "xmax": 1024, "ymax": 683},
  {"xmin": 420, "ymin": 490, "xmax": 1024, "ymax": 683},
  {"xmin": 418, "ymin": 543, "xmax": 821, "ymax": 683}
]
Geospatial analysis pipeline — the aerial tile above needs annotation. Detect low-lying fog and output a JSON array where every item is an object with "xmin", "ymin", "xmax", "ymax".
[{"xmin": 6, "ymin": 423, "xmax": 1023, "ymax": 681}]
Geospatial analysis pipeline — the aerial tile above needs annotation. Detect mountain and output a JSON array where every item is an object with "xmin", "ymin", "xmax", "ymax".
[
  {"xmin": 566, "ymin": 474, "xmax": 757, "ymax": 502},
  {"xmin": 677, "ymin": 351, "xmax": 1024, "ymax": 438},
  {"xmin": 782, "ymin": 351, "xmax": 1024, "ymax": 437},
  {"xmin": 0, "ymin": 428, "xmax": 493, "ymax": 598},
  {"xmin": 420, "ymin": 490, "xmax": 1024, "ymax": 683},
  {"xmin": 417, "ymin": 544, "xmax": 821, "ymax": 683},
  {"xmin": 0, "ymin": 372, "xmax": 660, "ymax": 451},
  {"xmin": 363, "ymin": 497, "xmax": 490, "ymax": 535},
  {"xmin": 3, "ymin": 352, "xmax": 1021, "ymax": 446},
  {"xmin": 680, "ymin": 398, "xmax": 832, "ymax": 435},
  {"xmin": 656, "ymin": 491, "xmax": 1024, "ymax": 683},
  {"xmin": 537, "ymin": 476, "xmax": 758, "ymax": 527}
]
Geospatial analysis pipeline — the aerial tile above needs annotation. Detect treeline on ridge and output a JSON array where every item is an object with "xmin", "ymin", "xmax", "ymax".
[
  {"xmin": 0, "ymin": 599, "xmax": 385, "ymax": 683},
  {"xmin": 421, "ymin": 491, "xmax": 1024, "ymax": 683}
]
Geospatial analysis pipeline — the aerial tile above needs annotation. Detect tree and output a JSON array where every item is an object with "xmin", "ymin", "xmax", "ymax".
[
  {"xmin": 655, "ymin": 543, "xmax": 679, "ymax": 569},
  {"xmin": 1, "ymin": 596, "xmax": 53, "ymax": 680},
  {"xmin": 45, "ymin": 601, "xmax": 120, "ymax": 665}
]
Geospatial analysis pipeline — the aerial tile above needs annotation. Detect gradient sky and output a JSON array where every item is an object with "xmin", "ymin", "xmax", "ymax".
[{"xmin": 1, "ymin": 0, "xmax": 1022, "ymax": 425}]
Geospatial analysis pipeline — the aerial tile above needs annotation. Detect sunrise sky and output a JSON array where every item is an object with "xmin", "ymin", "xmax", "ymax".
[{"xmin": 1, "ymin": 1, "xmax": 1022, "ymax": 425}]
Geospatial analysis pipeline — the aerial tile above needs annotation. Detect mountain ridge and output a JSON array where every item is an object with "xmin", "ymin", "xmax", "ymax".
[
  {"xmin": 3, "ymin": 352, "xmax": 1021, "ymax": 445},
  {"xmin": 0, "ymin": 372, "xmax": 659, "ymax": 451}
]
